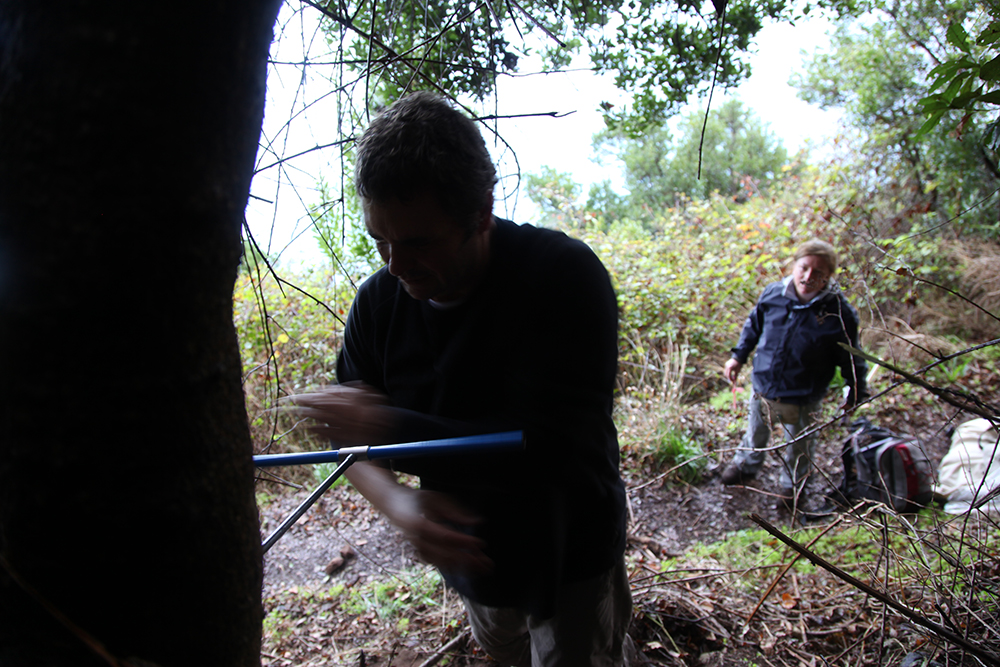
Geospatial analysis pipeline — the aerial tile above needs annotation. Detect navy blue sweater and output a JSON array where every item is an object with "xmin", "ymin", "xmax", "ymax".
[{"xmin": 732, "ymin": 279, "xmax": 869, "ymax": 405}]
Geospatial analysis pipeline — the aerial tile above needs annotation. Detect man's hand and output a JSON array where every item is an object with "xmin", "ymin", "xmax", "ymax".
[
  {"xmin": 393, "ymin": 490, "xmax": 494, "ymax": 575},
  {"xmin": 346, "ymin": 462, "xmax": 493, "ymax": 576},
  {"xmin": 723, "ymin": 358, "xmax": 743, "ymax": 384},
  {"xmin": 283, "ymin": 383, "xmax": 394, "ymax": 445}
]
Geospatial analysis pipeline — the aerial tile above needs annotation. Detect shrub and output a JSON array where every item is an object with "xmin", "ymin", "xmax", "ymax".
[{"xmin": 234, "ymin": 262, "xmax": 355, "ymax": 462}]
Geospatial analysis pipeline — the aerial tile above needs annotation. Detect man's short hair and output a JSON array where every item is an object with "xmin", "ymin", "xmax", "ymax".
[
  {"xmin": 793, "ymin": 239, "xmax": 838, "ymax": 274},
  {"xmin": 354, "ymin": 91, "xmax": 498, "ymax": 233}
]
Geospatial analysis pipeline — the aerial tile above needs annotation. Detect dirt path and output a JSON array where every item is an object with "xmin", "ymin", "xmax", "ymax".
[
  {"xmin": 260, "ymin": 400, "xmax": 952, "ymax": 592},
  {"xmin": 257, "ymin": 394, "xmax": 975, "ymax": 667}
]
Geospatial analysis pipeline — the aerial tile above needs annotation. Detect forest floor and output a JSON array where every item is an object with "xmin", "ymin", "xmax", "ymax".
[{"xmin": 256, "ymin": 367, "xmax": 1000, "ymax": 667}]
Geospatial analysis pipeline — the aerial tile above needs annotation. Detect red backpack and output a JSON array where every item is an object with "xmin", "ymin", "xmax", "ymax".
[{"xmin": 837, "ymin": 419, "xmax": 935, "ymax": 513}]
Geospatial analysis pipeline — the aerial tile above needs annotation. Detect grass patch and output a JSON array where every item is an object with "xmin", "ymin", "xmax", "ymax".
[
  {"xmin": 649, "ymin": 426, "xmax": 707, "ymax": 483},
  {"xmin": 313, "ymin": 461, "xmax": 352, "ymax": 487},
  {"xmin": 658, "ymin": 514, "xmax": 961, "ymax": 586},
  {"xmin": 340, "ymin": 568, "xmax": 443, "ymax": 622}
]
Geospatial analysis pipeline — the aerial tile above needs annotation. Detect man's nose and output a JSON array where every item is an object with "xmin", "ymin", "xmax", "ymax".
[{"xmin": 386, "ymin": 244, "xmax": 412, "ymax": 277}]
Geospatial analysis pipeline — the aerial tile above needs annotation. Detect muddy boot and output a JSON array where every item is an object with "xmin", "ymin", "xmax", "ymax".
[{"xmin": 720, "ymin": 463, "xmax": 755, "ymax": 485}]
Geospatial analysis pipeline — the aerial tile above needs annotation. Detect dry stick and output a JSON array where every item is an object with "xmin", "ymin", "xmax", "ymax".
[
  {"xmin": 877, "ymin": 515, "xmax": 890, "ymax": 667},
  {"xmin": 630, "ymin": 452, "xmax": 714, "ymax": 491},
  {"xmin": 505, "ymin": 0, "xmax": 568, "ymax": 47},
  {"xmin": 842, "ymin": 344, "xmax": 1000, "ymax": 421},
  {"xmin": 748, "ymin": 514, "xmax": 1000, "ymax": 667},
  {"xmin": 632, "ymin": 563, "xmax": 785, "ymax": 589},
  {"xmin": 743, "ymin": 516, "xmax": 845, "ymax": 629},
  {"xmin": 416, "ymin": 629, "xmax": 470, "ymax": 667},
  {"xmin": 771, "ymin": 338, "xmax": 1000, "ymax": 463}
]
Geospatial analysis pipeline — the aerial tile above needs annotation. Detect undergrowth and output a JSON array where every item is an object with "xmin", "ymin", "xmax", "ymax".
[
  {"xmin": 245, "ymin": 166, "xmax": 1000, "ymax": 665},
  {"xmin": 626, "ymin": 502, "xmax": 1000, "ymax": 666}
]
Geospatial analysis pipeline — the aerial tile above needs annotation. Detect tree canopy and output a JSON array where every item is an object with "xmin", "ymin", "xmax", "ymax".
[
  {"xmin": 601, "ymin": 99, "xmax": 789, "ymax": 205},
  {"xmin": 311, "ymin": 0, "xmax": 860, "ymax": 130},
  {"xmin": 793, "ymin": 0, "xmax": 1000, "ymax": 236},
  {"xmin": 526, "ymin": 99, "xmax": 789, "ymax": 226}
]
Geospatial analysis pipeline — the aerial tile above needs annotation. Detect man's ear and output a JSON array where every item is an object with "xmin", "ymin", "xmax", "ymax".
[{"xmin": 476, "ymin": 194, "xmax": 495, "ymax": 234}]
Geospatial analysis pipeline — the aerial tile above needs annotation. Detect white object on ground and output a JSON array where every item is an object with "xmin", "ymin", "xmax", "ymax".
[{"xmin": 935, "ymin": 418, "xmax": 1000, "ymax": 514}]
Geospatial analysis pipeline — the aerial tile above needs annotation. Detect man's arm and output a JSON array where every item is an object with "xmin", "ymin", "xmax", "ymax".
[
  {"xmin": 725, "ymin": 293, "xmax": 766, "ymax": 384},
  {"xmin": 344, "ymin": 460, "xmax": 493, "ymax": 575},
  {"xmin": 285, "ymin": 383, "xmax": 495, "ymax": 573}
]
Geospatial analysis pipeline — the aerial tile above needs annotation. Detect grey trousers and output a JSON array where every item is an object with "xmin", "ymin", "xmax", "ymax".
[
  {"xmin": 461, "ymin": 555, "xmax": 633, "ymax": 667},
  {"xmin": 732, "ymin": 392, "xmax": 822, "ymax": 490}
]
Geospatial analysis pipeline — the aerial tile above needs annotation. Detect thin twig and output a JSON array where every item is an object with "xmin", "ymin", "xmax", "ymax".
[
  {"xmin": 416, "ymin": 629, "xmax": 470, "ymax": 667},
  {"xmin": 744, "ymin": 516, "xmax": 845, "ymax": 629},
  {"xmin": 748, "ymin": 514, "xmax": 1000, "ymax": 667},
  {"xmin": 697, "ymin": 1, "xmax": 727, "ymax": 180},
  {"xmin": 843, "ymin": 344, "xmax": 1000, "ymax": 420}
]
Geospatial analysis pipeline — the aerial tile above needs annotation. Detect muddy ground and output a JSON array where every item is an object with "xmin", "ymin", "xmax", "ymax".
[{"xmin": 259, "ymin": 390, "xmax": 959, "ymax": 596}]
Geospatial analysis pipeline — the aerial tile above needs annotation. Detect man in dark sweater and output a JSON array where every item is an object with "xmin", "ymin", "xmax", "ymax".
[
  {"xmin": 720, "ymin": 240, "xmax": 869, "ymax": 507},
  {"xmin": 290, "ymin": 92, "xmax": 631, "ymax": 666}
]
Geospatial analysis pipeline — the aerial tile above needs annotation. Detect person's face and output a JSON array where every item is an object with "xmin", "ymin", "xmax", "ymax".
[
  {"xmin": 791, "ymin": 254, "xmax": 833, "ymax": 297},
  {"xmin": 364, "ymin": 191, "xmax": 492, "ymax": 302}
]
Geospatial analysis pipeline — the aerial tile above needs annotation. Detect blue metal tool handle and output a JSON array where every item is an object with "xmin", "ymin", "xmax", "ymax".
[{"xmin": 253, "ymin": 430, "xmax": 524, "ymax": 468}]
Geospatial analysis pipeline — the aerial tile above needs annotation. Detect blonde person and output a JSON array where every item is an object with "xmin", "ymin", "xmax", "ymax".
[{"xmin": 720, "ymin": 240, "xmax": 869, "ymax": 508}]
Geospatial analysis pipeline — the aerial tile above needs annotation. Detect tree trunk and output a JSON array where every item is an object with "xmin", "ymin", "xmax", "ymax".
[{"xmin": 0, "ymin": 1, "xmax": 281, "ymax": 665}]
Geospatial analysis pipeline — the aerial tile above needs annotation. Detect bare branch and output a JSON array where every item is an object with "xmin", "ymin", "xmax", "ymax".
[{"xmin": 749, "ymin": 514, "xmax": 1000, "ymax": 667}]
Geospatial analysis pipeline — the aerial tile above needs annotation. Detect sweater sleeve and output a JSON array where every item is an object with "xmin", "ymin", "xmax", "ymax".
[
  {"xmin": 837, "ymin": 295, "xmax": 869, "ymax": 402},
  {"xmin": 731, "ymin": 293, "xmax": 765, "ymax": 363}
]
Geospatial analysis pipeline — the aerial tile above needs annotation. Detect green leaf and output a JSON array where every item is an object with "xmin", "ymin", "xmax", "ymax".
[
  {"xmin": 950, "ymin": 85, "xmax": 983, "ymax": 109},
  {"xmin": 914, "ymin": 109, "xmax": 946, "ymax": 141},
  {"xmin": 917, "ymin": 93, "xmax": 950, "ymax": 111},
  {"xmin": 981, "ymin": 55, "xmax": 1000, "ymax": 82},
  {"xmin": 976, "ymin": 20, "xmax": 1000, "ymax": 46},
  {"xmin": 947, "ymin": 22, "xmax": 971, "ymax": 51},
  {"xmin": 943, "ymin": 70, "xmax": 972, "ymax": 100},
  {"xmin": 979, "ymin": 90, "xmax": 1000, "ymax": 104},
  {"xmin": 927, "ymin": 61, "xmax": 961, "ymax": 93},
  {"xmin": 927, "ymin": 59, "xmax": 961, "ymax": 80}
]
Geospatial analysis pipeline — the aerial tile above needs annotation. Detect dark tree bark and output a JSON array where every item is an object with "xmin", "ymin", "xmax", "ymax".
[{"xmin": 0, "ymin": 1, "xmax": 282, "ymax": 665}]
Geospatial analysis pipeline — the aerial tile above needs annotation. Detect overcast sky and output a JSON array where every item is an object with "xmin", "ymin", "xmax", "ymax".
[{"xmin": 247, "ymin": 5, "xmax": 843, "ymax": 267}]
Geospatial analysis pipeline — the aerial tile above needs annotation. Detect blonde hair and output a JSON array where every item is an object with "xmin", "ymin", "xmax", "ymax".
[{"xmin": 793, "ymin": 239, "xmax": 838, "ymax": 274}]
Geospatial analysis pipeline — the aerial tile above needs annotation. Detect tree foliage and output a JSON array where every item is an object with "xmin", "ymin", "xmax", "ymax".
[
  {"xmin": 309, "ymin": 178, "xmax": 382, "ymax": 278},
  {"xmin": 524, "ymin": 167, "xmax": 588, "ymax": 226},
  {"xmin": 597, "ymin": 99, "xmax": 790, "ymax": 209},
  {"xmin": 917, "ymin": 5, "xmax": 1000, "ymax": 147},
  {"xmin": 793, "ymin": 0, "xmax": 1000, "ymax": 236},
  {"xmin": 312, "ymin": 0, "xmax": 860, "ymax": 130},
  {"xmin": 528, "ymin": 100, "xmax": 790, "ymax": 226}
]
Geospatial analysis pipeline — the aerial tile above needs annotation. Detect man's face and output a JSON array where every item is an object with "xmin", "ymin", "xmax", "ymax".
[
  {"xmin": 364, "ymin": 192, "xmax": 492, "ymax": 302},
  {"xmin": 791, "ymin": 254, "xmax": 833, "ymax": 298}
]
